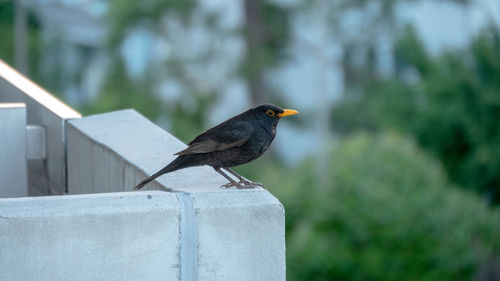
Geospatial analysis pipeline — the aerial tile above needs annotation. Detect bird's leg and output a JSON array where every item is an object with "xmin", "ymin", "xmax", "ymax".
[
  {"xmin": 214, "ymin": 167, "xmax": 245, "ymax": 189},
  {"xmin": 223, "ymin": 168, "xmax": 250, "ymax": 184},
  {"xmin": 223, "ymin": 168, "xmax": 265, "ymax": 188}
]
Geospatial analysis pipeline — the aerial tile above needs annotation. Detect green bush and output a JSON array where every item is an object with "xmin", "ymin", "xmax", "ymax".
[
  {"xmin": 332, "ymin": 26, "xmax": 500, "ymax": 204},
  {"xmin": 253, "ymin": 133, "xmax": 500, "ymax": 281}
]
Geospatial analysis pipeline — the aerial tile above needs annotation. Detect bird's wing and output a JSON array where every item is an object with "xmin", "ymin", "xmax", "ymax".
[{"xmin": 174, "ymin": 121, "xmax": 254, "ymax": 156}]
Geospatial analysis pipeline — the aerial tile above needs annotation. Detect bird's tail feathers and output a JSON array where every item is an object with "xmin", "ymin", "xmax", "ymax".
[{"xmin": 134, "ymin": 159, "xmax": 183, "ymax": 190}]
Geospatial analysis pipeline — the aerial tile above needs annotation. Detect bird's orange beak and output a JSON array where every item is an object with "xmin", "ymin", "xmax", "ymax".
[{"xmin": 277, "ymin": 109, "xmax": 299, "ymax": 118}]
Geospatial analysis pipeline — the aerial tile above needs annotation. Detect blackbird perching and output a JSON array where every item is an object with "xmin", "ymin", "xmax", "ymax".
[{"xmin": 134, "ymin": 104, "xmax": 299, "ymax": 190}]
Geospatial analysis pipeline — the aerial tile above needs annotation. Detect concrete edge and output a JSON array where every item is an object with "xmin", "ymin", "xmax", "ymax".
[{"xmin": 0, "ymin": 190, "xmax": 179, "ymax": 218}]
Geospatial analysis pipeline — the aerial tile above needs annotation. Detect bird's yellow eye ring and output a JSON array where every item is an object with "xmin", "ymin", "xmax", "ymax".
[{"xmin": 266, "ymin": 109, "xmax": 275, "ymax": 116}]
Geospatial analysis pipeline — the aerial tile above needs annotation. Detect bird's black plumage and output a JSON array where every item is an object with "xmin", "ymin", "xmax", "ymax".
[{"xmin": 134, "ymin": 104, "xmax": 298, "ymax": 190}]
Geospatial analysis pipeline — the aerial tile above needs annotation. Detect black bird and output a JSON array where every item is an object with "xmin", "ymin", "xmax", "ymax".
[{"xmin": 134, "ymin": 104, "xmax": 299, "ymax": 190}]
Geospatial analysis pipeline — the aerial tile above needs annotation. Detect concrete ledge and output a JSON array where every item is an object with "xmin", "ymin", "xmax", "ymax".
[
  {"xmin": 0, "ymin": 103, "xmax": 28, "ymax": 198},
  {"xmin": 1, "ymin": 63, "xmax": 286, "ymax": 280},
  {"xmin": 64, "ymin": 109, "xmax": 286, "ymax": 280},
  {"xmin": 67, "ymin": 109, "xmax": 227, "ymax": 194},
  {"xmin": 0, "ymin": 191, "xmax": 180, "ymax": 281},
  {"xmin": 194, "ymin": 190, "xmax": 285, "ymax": 281}
]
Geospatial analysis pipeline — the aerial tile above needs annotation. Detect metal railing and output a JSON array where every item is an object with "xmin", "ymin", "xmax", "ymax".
[{"xmin": 0, "ymin": 60, "xmax": 81, "ymax": 196}]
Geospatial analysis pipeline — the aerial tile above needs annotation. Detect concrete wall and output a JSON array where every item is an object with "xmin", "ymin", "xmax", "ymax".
[
  {"xmin": 0, "ymin": 104, "xmax": 28, "ymax": 197},
  {"xmin": 1, "ymin": 109, "xmax": 285, "ymax": 281},
  {"xmin": 66, "ymin": 109, "xmax": 231, "ymax": 194},
  {"xmin": 0, "ymin": 191, "xmax": 180, "ymax": 281}
]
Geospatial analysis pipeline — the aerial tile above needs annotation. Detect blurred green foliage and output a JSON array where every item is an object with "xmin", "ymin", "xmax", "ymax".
[
  {"xmin": 241, "ymin": 0, "xmax": 291, "ymax": 103},
  {"xmin": 332, "ymin": 26, "xmax": 500, "ymax": 204},
  {"xmin": 107, "ymin": 0, "xmax": 196, "ymax": 46},
  {"xmin": 242, "ymin": 133, "xmax": 500, "ymax": 281},
  {"xmin": 0, "ymin": 1, "xmax": 15, "ymax": 65},
  {"xmin": 78, "ymin": 0, "xmax": 208, "ymax": 142},
  {"xmin": 0, "ymin": 1, "xmax": 40, "ymax": 79}
]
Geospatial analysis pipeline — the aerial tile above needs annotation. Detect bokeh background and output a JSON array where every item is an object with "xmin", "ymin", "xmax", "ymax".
[{"xmin": 1, "ymin": 0, "xmax": 500, "ymax": 279}]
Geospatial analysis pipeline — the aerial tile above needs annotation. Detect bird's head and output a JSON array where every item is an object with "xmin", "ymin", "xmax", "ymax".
[{"xmin": 252, "ymin": 104, "xmax": 299, "ymax": 127}]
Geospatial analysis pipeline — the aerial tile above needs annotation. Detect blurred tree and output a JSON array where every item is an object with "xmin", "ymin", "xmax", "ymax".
[
  {"xmin": 332, "ymin": 25, "xmax": 500, "ymax": 204},
  {"xmin": 0, "ymin": 2, "xmax": 15, "ymax": 64},
  {"xmin": 81, "ymin": 0, "xmax": 291, "ymax": 142},
  {"xmin": 80, "ymin": 0, "xmax": 217, "ymax": 142},
  {"xmin": 0, "ymin": 1, "xmax": 40, "ymax": 79},
  {"xmin": 254, "ymin": 133, "xmax": 500, "ymax": 281},
  {"xmin": 242, "ymin": 0, "xmax": 290, "ymax": 104}
]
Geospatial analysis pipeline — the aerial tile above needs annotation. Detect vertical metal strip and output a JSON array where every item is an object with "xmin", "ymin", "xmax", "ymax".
[{"xmin": 176, "ymin": 192, "xmax": 198, "ymax": 281}]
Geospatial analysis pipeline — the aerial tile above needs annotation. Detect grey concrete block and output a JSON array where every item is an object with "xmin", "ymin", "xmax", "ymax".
[
  {"xmin": 65, "ymin": 109, "xmax": 286, "ymax": 280},
  {"xmin": 67, "ymin": 109, "xmax": 227, "ymax": 194},
  {"xmin": 193, "ymin": 190, "xmax": 286, "ymax": 281},
  {"xmin": 0, "ymin": 103, "xmax": 28, "ymax": 198},
  {"xmin": 0, "ymin": 191, "xmax": 180, "ymax": 281}
]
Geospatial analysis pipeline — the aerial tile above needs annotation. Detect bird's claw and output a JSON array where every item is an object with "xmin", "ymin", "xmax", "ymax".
[
  {"xmin": 241, "ymin": 180, "xmax": 265, "ymax": 188},
  {"xmin": 221, "ymin": 180, "xmax": 265, "ymax": 189},
  {"xmin": 222, "ymin": 182, "xmax": 240, "ymax": 189}
]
